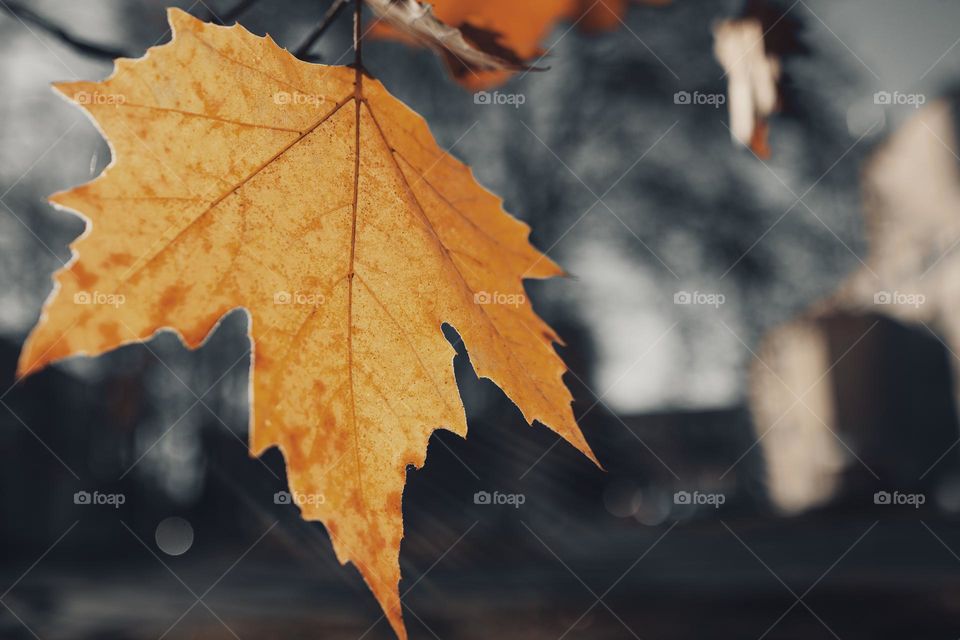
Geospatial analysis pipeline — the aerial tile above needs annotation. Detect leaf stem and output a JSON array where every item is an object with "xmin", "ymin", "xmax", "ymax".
[{"xmin": 353, "ymin": 0, "xmax": 363, "ymax": 69}]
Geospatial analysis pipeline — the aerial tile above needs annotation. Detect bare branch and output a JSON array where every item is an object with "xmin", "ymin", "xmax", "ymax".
[
  {"xmin": 294, "ymin": 0, "xmax": 350, "ymax": 59},
  {"xmin": 0, "ymin": 0, "xmax": 131, "ymax": 60}
]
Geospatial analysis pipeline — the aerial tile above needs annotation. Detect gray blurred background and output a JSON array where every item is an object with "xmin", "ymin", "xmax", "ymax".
[{"xmin": 3, "ymin": 0, "xmax": 960, "ymax": 638}]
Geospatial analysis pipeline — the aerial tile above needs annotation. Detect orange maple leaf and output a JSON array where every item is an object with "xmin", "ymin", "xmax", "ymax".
[{"xmin": 19, "ymin": 9, "xmax": 597, "ymax": 639}]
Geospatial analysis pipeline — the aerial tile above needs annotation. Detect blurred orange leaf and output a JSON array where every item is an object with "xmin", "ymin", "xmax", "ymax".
[
  {"xmin": 20, "ymin": 9, "xmax": 597, "ymax": 639},
  {"xmin": 373, "ymin": 0, "xmax": 645, "ymax": 89},
  {"xmin": 372, "ymin": 0, "xmax": 567, "ymax": 89},
  {"xmin": 371, "ymin": 0, "xmax": 672, "ymax": 88},
  {"xmin": 367, "ymin": 0, "xmax": 536, "ymax": 81}
]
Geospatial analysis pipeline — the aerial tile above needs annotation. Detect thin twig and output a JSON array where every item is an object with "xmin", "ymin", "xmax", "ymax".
[
  {"xmin": 202, "ymin": 0, "xmax": 262, "ymax": 26},
  {"xmin": 0, "ymin": 0, "xmax": 131, "ymax": 60},
  {"xmin": 353, "ymin": 0, "xmax": 362, "ymax": 67},
  {"xmin": 293, "ymin": 0, "xmax": 350, "ymax": 59}
]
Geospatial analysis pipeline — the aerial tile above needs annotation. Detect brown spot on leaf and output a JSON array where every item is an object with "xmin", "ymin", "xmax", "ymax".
[
  {"xmin": 70, "ymin": 262, "xmax": 99, "ymax": 289},
  {"xmin": 106, "ymin": 252, "xmax": 135, "ymax": 268},
  {"xmin": 97, "ymin": 322, "xmax": 122, "ymax": 345},
  {"xmin": 159, "ymin": 285, "xmax": 186, "ymax": 310}
]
